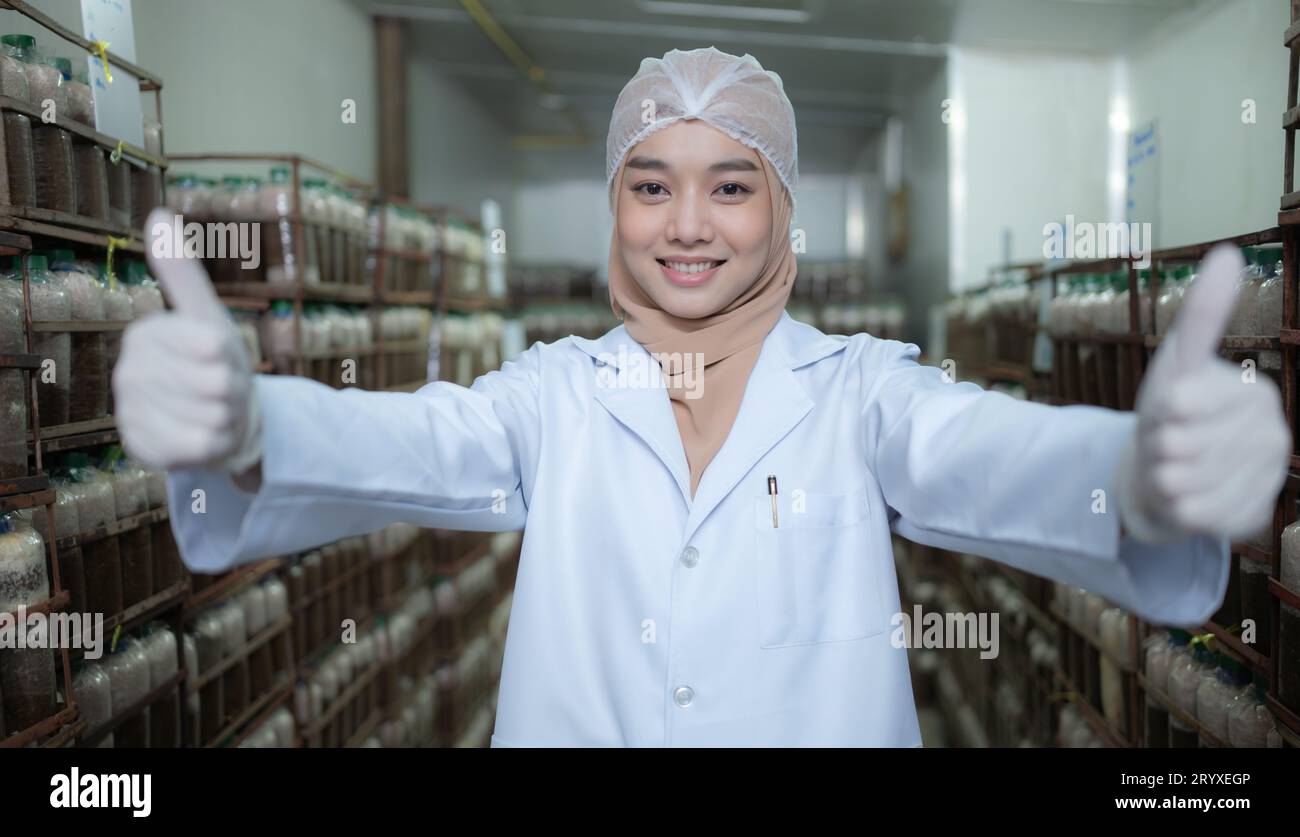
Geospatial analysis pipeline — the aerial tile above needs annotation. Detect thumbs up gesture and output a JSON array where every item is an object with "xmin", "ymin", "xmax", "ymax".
[
  {"xmin": 112, "ymin": 208, "xmax": 263, "ymax": 474},
  {"xmin": 1116, "ymin": 244, "xmax": 1290, "ymax": 544}
]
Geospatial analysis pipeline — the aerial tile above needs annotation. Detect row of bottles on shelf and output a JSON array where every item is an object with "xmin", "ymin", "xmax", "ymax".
[
  {"xmin": 948, "ymin": 245, "xmax": 1285, "ymax": 339},
  {"xmin": 0, "ymin": 444, "xmax": 181, "ymax": 740},
  {"xmin": 0, "ymin": 252, "xmax": 161, "ymax": 451},
  {"xmin": 166, "ymin": 169, "xmax": 487, "ymax": 293},
  {"xmin": 0, "ymin": 33, "xmax": 164, "ymax": 229},
  {"xmin": 1048, "ymin": 246, "xmax": 1284, "ymax": 337},
  {"xmin": 1055, "ymin": 583, "xmax": 1289, "ymax": 748},
  {"xmin": 3, "ymin": 515, "xmax": 519, "ymax": 746}
]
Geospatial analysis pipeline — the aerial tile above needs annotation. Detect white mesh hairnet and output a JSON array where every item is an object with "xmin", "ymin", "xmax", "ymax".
[{"xmin": 605, "ymin": 47, "xmax": 798, "ymax": 214}]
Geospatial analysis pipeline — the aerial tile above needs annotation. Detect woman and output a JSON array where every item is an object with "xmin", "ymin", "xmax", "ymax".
[{"xmin": 115, "ymin": 48, "xmax": 1287, "ymax": 746}]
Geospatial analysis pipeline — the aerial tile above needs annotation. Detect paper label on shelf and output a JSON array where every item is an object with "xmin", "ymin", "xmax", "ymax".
[
  {"xmin": 1126, "ymin": 121, "xmax": 1158, "ymax": 235},
  {"xmin": 82, "ymin": 0, "xmax": 145, "ymax": 149}
]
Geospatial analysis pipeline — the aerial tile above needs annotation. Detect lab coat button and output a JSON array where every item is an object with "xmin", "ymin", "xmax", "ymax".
[
  {"xmin": 673, "ymin": 686, "xmax": 694, "ymax": 707},
  {"xmin": 680, "ymin": 546, "xmax": 699, "ymax": 568}
]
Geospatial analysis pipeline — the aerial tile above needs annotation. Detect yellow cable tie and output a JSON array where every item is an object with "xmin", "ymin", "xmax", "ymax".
[
  {"xmin": 91, "ymin": 40, "xmax": 112, "ymax": 83},
  {"xmin": 106, "ymin": 235, "xmax": 132, "ymax": 285},
  {"xmin": 110, "ymin": 140, "xmax": 124, "ymax": 164},
  {"xmin": 110, "ymin": 624, "xmax": 121, "ymax": 654}
]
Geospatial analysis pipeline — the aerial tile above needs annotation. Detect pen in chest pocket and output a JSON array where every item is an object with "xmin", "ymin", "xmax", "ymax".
[{"xmin": 768, "ymin": 475, "xmax": 778, "ymax": 528}]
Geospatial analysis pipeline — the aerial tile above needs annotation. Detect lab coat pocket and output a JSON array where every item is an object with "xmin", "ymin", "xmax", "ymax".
[{"xmin": 753, "ymin": 492, "xmax": 883, "ymax": 648}]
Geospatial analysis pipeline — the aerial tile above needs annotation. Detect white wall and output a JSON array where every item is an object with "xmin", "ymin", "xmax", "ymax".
[
  {"xmin": 1125, "ymin": 0, "xmax": 1289, "ymax": 247},
  {"xmin": 512, "ymin": 176, "xmax": 612, "ymax": 276},
  {"xmin": 132, "ymin": 0, "xmax": 377, "ymax": 181},
  {"xmin": 406, "ymin": 56, "xmax": 515, "ymax": 231},
  {"xmin": 948, "ymin": 47, "xmax": 1116, "ymax": 292},
  {"xmin": 132, "ymin": 0, "xmax": 518, "ymax": 226}
]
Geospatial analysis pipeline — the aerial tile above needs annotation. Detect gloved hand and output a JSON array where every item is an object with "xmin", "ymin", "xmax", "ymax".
[
  {"xmin": 112, "ymin": 208, "xmax": 262, "ymax": 474},
  {"xmin": 1116, "ymin": 244, "xmax": 1290, "ymax": 544}
]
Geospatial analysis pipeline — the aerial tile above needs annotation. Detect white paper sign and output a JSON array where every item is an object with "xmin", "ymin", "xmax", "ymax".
[{"xmin": 81, "ymin": 0, "xmax": 143, "ymax": 148}]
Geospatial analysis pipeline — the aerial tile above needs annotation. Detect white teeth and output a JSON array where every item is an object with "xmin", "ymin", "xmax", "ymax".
[{"xmin": 664, "ymin": 260, "xmax": 721, "ymax": 274}]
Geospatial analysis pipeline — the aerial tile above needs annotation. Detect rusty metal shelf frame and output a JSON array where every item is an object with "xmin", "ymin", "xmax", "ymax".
[
  {"xmin": 206, "ymin": 679, "xmax": 293, "ymax": 749},
  {"xmin": 0, "ymin": 94, "xmax": 165, "ymax": 169},
  {"xmin": 0, "ymin": 229, "xmax": 82, "ymax": 749},
  {"xmin": 0, "ymin": 0, "xmax": 175, "ymax": 750},
  {"xmin": 69, "ymin": 580, "xmax": 190, "ymax": 662},
  {"xmin": 1136, "ymin": 672, "xmax": 1230, "ymax": 748},
  {"xmin": 56, "ymin": 505, "xmax": 168, "ymax": 550},
  {"xmin": 938, "ymin": 218, "xmax": 1300, "ymax": 746},
  {"xmin": 183, "ymin": 558, "xmax": 282, "ymax": 617},
  {"xmin": 78, "ymin": 669, "xmax": 186, "ymax": 748},
  {"xmin": 187, "ymin": 614, "xmax": 293, "ymax": 692}
]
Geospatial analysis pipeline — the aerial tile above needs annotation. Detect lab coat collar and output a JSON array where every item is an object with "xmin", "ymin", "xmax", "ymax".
[
  {"xmin": 570, "ymin": 311, "xmax": 849, "ymax": 538},
  {"xmin": 569, "ymin": 310, "xmax": 847, "ymax": 372}
]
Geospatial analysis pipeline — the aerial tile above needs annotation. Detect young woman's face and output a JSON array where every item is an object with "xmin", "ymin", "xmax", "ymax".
[{"xmin": 616, "ymin": 120, "xmax": 773, "ymax": 319}]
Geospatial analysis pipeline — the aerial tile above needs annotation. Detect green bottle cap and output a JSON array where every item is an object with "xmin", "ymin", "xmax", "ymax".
[
  {"xmin": 1, "ymin": 34, "xmax": 35, "ymax": 52},
  {"xmin": 100, "ymin": 444, "xmax": 125, "ymax": 467},
  {"xmin": 124, "ymin": 261, "xmax": 149, "ymax": 284},
  {"xmin": 25, "ymin": 254, "xmax": 47, "ymax": 272},
  {"xmin": 52, "ymin": 56, "xmax": 71, "ymax": 77},
  {"xmin": 269, "ymin": 166, "xmax": 290, "ymax": 184}
]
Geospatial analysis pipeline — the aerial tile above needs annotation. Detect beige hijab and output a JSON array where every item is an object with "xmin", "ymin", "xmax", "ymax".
[{"xmin": 608, "ymin": 152, "xmax": 797, "ymax": 498}]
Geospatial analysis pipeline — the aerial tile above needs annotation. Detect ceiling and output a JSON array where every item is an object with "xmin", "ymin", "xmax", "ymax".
[{"xmin": 357, "ymin": 0, "xmax": 1202, "ymax": 173}]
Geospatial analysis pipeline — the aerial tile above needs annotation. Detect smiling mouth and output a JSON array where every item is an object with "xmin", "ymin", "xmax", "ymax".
[{"xmin": 656, "ymin": 258, "xmax": 727, "ymax": 273}]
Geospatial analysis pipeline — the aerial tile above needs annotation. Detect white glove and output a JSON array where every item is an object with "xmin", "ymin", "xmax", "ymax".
[
  {"xmin": 1116, "ymin": 244, "xmax": 1289, "ymax": 544},
  {"xmin": 112, "ymin": 208, "xmax": 262, "ymax": 474}
]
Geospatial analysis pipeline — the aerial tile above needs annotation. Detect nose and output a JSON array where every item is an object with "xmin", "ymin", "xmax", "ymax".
[{"xmin": 666, "ymin": 188, "xmax": 714, "ymax": 246}]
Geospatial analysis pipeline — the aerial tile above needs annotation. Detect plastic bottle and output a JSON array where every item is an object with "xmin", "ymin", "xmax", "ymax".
[
  {"xmin": 1229, "ymin": 247, "xmax": 1264, "ymax": 337},
  {"xmin": 98, "ymin": 263, "xmax": 133, "ymax": 413},
  {"xmin": 0, "ymin": 33, "xmax": 32, "ymax": 103},
  {"xmin": 1165, "ymin": 631, "xmax": 1202, "ymax": 747},
  {"xmin": 123, "ymin": 260, "xmax": 164, "ymax": 317},
  {"xmin": 50, "ymin": 250, "xmax": 108, "ymax": 422},
  {"xmin": 0, "ymin": 272, "xmax": 28, "ymax": 479},
  {"xmin": 1155, "ymin": 267, "xmax": 1192, "ymax": 336},
  {"xmin": 23, "ymin": 47, "xmax": 73, "ymax": 213},
  {"xmin": 1258, "ymin": 255, "xmax": 1283, "ymax": 338},
  {"xmin": 259, "ymin": 166, "xmax": 307, "ymax": 284},
  {"xmin": 1227, "ymin": 677, "xmax": 1283, "ymax": 748},
  {"xmin": 101, "ymin": 444, "xmax": 152, "ymax": 608},
  {"xmin": 0, "ymin": 512, "xmax": 56, "ymax": 733},
  {"xmin": 61, "ymin": 62, "xmax": 93, "ymax": 127},
  {"xmin": 103, "ymin": 635, "xmax": 151, "ymax": 746},
  {"xmin": 71, "ymin": 661, "xmax": 113, "ymax": 747},
  {"xmin": 17, "ymin": 254, "xmax": 72, "ymax": 425},
  {"xmin": 21, "ymin": 42, "xmax": 66, "ymax": 116}
]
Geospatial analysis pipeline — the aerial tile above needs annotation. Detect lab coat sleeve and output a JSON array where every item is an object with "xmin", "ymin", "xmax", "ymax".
[
  {"xmin": 165, "ymin": 342, "xmax": 543, "ymax": 573},
  {"xmin": 862, "ymin": 340, "xmax": 1229, "ymax": 627}
]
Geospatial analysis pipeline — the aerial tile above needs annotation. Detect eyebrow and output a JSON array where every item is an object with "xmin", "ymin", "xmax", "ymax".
[{"xmin": 625, "ymin": 155, "xmax": 760, "ymax": 173}]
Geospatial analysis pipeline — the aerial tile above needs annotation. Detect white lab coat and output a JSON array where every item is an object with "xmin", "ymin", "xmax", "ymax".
[{"xmin": 167, "ymin": 310, "xmax": 1229, "ymax": 747}]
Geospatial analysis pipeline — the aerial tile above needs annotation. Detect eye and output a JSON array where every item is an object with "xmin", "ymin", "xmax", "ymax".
[
  {"xmin": 716, "ymin": 182, "xmax": 752, "ymax": 199},
  {"xmin": 632, "ymin": 182, "xmax": 668, "ymax": 197}
]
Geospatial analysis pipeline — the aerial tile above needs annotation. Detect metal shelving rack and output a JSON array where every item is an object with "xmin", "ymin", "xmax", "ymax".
[
  {"xmin": 932, "ymin": 222, "xmax": 1299, "ymax": 747},
  {"xmin": 0, "ymin": 0, "xmax": 189, "ymax": 748},
  {"xmin": 0, "ymin": 230, "xmax": 80, "ymax": 747}
]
